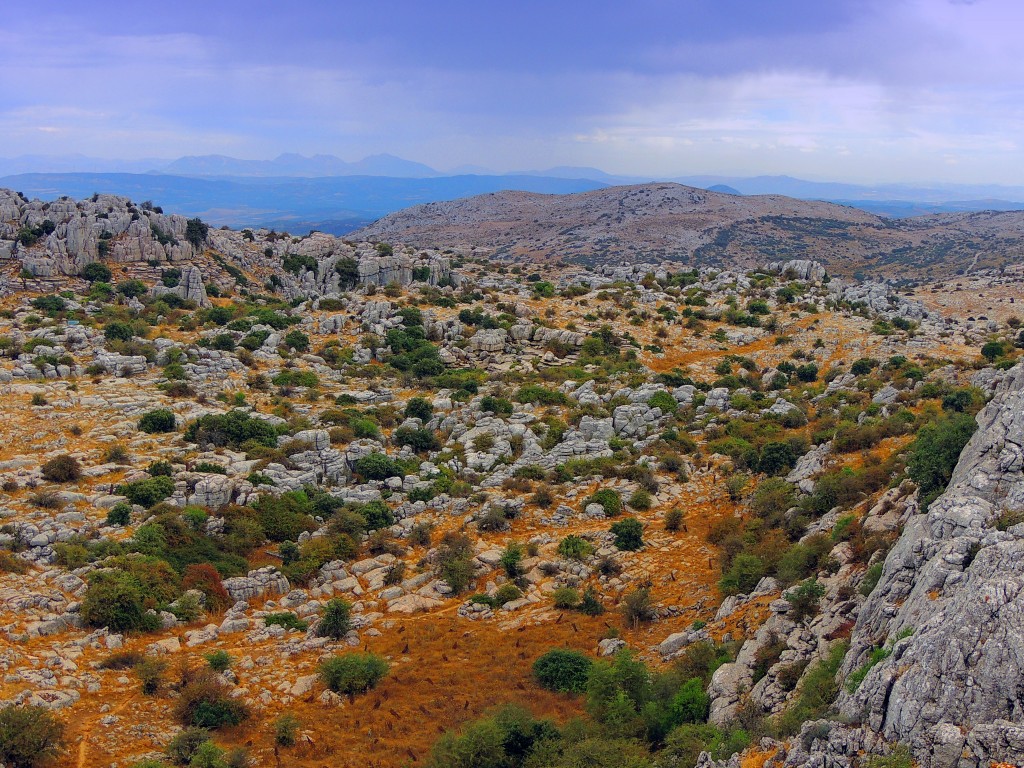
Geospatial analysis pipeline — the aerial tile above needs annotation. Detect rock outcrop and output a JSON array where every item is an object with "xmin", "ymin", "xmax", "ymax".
[{"xmin": 794, "ymin": 362, "xmax": 1024, "ymax": 768}]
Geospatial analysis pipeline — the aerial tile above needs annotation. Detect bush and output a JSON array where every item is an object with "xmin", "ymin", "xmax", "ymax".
[
  {"xmin": 319, "ymin": 653, "xmax": 389, "ymax": 694},
  {"xmin": 274, "ymin": 713, "xmax": 300, "ymax": 748},
  {"xmin": 579, "ymin": 587, "xmax": 606, "ymax": 616},
  {"xmin": 175, "ymin": 671, "xmax": 248, "ymax": 729},
  {"xmin": 317, "ymin": 598, "xmax": 352, "ymax": 639},
  {"xmin": 532, "ymin": 649, "xmax": 593, "ymax": 693},
  {"xmin": 354, "ymin": 452, "xmax": 400, "ymax": 480},
  {"xmin": 718, "ymin": 553, "xmax": 766, "ymax": 596},
  {"xmin": 82, "ymin": 262, "xmax": 113, "ymax": 282},
  {"xmin": 907, "ymin": 413, "xmax": 978, "ymax": 509},
  {"xmin": 164, "ymin": 727, "xmax": 212, "ymax": 765},
  {"xmin": 494, "ymin": 583, "xmax": 522, "ymax": 605},
  {"xmin": 185, "ymin": 218, "xmax": 209, "ymax": 247},
  {"xmin": 118, "ymin": 476, "xmax": 175, "ymax": 508},
  {"xmin": 205, "ymin": 650, "xmax": 232, "ymax": 672},
  {"xmin": 610, "ymin": 517, "xmax": 644, "ymax": 551},
  {"xmin": 665, "ymin": 508, "xmax": 685, "ymax": 532},
  {"xmin": 182, "ymin": 564, "xmax": 232, "ymax": 612},
  {"xmin": 184, "ymin": 410, "xmax": 278, "ymax": 449},
  {"xmin": 138, "ymin": 409, "xmax": 176, "ymax": 434},
  {"xmin": 557, "ymin": 534, "xmax": 595, "ymax": 560},
  {"xmin": 264, "ymin": 612, "xmax": 308, "ymax": 631},
  {"xmin": 786, "ymin": 578, "xmax": 826, "ymax": 622},
  {"xmin": 670, "ymin": 677, "xmax": 711, "ymax": 724},
  {"xmin": 499, "ymin": 542, "xmax": 523, "ymax": 579},
  {"xmin": 404, "ymin": 396, "xmax": 434, "ymax": 421},
  {"xmin": 621, "ymin": 586, "xmax": 655, "ymax": 628},
  {"xmin": 0, "ymin": 704, "xmax": 65, "ymax": 768},
  {"xmin": 552, "ymin": 587, "xmax": 581, "ymax": 609},
  {"xmin": 104, "ymin": 321, "xmax": 135, "ymax": 341},
  {"xmin": 40, "ymin": 454, "xmax": 81, "ymax": 483},
  {"xmin": 860, "ymin": 562, "xmax": 884, "ymax": 596},
  {"xmin": 628, "ymin": 489, "xmax": 652, "ymax": 511},
  {"xmin": 81, "ymin": 572, "xmax": 154, "ymax": 633},
  {"xmin": 587, "ymin": 488, "xmax": 622, "ymax": 517},
  {"xmin": 283, "ymin": 329, "xmax": 310, "ymax": 352}
]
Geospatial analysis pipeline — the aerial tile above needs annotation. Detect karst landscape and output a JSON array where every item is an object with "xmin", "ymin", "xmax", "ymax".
[
  {"xmin": 0, "ymin": 182, "xmax": 1022, "ymax": 768},
  {"xmin": 3, "ymin": 3, "xmax": 1024, "ymax": 768}
]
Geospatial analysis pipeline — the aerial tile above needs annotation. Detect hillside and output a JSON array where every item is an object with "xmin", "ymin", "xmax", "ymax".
[
  {"xmin": 352, "ymin": 182, "xmax": 1024, "ymax": 279},
  {"xmin": 0, "ymin": 189, "xmax": 1023, "ymax": 768}
]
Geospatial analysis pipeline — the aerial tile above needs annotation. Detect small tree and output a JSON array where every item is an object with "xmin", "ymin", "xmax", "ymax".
[
  {"xmin": 981, "ymin": 339, "xmax": 1006, "ymax": 362},
  {"xmin": 185, "ymin": 218, "xmax": 209, "ymax": 248},
  {"xmin": 0, "ymin": 704, "xmax": 65, "ymax": 768},
  {"xmin": 317, "ymin": 598, "xmax": 352, "ymax": 639}
]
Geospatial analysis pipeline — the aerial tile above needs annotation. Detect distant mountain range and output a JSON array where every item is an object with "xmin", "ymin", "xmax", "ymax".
[{"xmin": 2, "ymin": 153, "xmax": 1023, "ymax": 233}]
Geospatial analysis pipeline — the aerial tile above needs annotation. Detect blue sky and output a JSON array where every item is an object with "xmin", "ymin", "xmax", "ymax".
[{"xmin": 2, "ymin": 0, "xmax": 1022, "ymax": 183}]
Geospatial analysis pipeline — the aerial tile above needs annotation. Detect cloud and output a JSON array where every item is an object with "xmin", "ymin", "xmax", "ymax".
[{"xmin": 0, "ymin": 1, "xmax": 1021, "ymax": 183}]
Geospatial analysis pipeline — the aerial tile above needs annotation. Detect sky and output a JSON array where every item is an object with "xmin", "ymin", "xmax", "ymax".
[{"xmin": 2, "ymin": 0, "xmax": 1023, "ymax": 184}]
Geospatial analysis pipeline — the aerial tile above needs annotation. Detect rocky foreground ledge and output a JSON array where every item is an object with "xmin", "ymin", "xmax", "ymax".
[{"xmin": 716, "ymin": 362, "xmax": 1024, "ymax": 768}]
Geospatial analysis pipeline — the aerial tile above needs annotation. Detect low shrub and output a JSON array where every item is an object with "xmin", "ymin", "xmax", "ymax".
[
  {"xmin": 532, "ymin": 648, "xmax": 593, "ymax": 693},
  {"xmin": 40, "ymin": 454, "xmax": 81, "ymax": 483},
  {"xmin": 319, "ymin": 653, "xmax": 389, "ymax": 695}
]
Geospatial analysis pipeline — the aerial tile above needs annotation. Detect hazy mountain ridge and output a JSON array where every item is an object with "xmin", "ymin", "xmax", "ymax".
[{"xmin": 351, "ymin": 182, "xmax": 1024, "ymax": 279}]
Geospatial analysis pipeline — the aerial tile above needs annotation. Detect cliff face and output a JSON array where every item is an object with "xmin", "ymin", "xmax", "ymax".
[
  {"xmin": 0, "ymin": 190, "xmax": 200, "ymax": 275},
  {"xmin": 786, "ymin": 363, "xmax": 1024, "ymax": 768}
]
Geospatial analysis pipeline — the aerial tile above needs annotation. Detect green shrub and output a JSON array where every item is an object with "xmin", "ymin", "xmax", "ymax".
[
  {"xmin": 317, "ymin": 598, "xmax": 353, "ymax": 639},
  {"xmin": 139, "ymin": 409, "xmax": 177, "ymax": 434},
  {"xmin": 499, "ymin": 542, "xmax": 523, "ymax": 579},
  {"xmin": 118, "ymin": 476, "xmax": 175, "ymax": 508},
  {"xmin": 860, "ymin": 562, "xmax": 884, "ymax": 596},
  {"xmin": 907, "ymin": 413, "xmax": 978, "ymax": 509},
  {"xmin": 205, "ymin": 650, "xmax": 232, "ymax": 672},
  {"xmin": 81, "ymin": 571, "xmax": 156, "ymax": 633},
  {"xmin": 264, "ymin": 612, "xmax": 308, "ymax": 631},
  {"xmin": 532, "ymin": 648, "xmax": 593, "ymax": 693},
  {"xmin": 587, "ymin": 488, "xmax": 622, "ymax": 517},
  {"xmin": 174, "ymin": 671, "xmax": 248, "ymax": 729},
  {"xmin": 404, "ymin": 397, "xmax": 434, "ymax": 421},
  {"xmin": 0, "ymin": 704, "xmax": 65, "ymax": 768},
  {"xmin": 718, "ymin": 553, "xmax": 766, "ymax": 596},
  {"xmin": 557, "ymin": 535, "xmax": 595, "ymax": 560},
  {"xmin": 184, "ymin": 409, "xmax": 278, "ymax": 449},
  {"xmin": 786, "ymin": 578, "xmax": 826, "ymax": 622},
  {"xmin": 552, "ymin": 587, "xmax": 581, "ymax": 609},
  {"xmin": 670, "ymin": 677, "xmax": 711, "ymax": 724},
  {"xmin": 82, "ymin": 262, "xmax": 113, "ymax": 282},
  {"xmin": 579, "ymin": 587, "xmax": 606, "ymax": 616},
  {"xmin": 647, "ymin": 391, "xmax": 677, "ymax": 412},
  {"xmin": 664, "ymin": 508, "xmax": 685, "ymax": 531},
  {"xmin": 319, "ymin": 653, "xmax": 389, "ymax": 694},
  {"xmin": 274, "ymin": 713, "xmax": 300, "ymax": 748},
  {"xmin": 494, "ymin": 583, "xmax": 523, "ymax": 605},
  {"xmin": 610, "ymin": 517, "xmax": 643, "ymax": 551},
  {"xmin": 354, "ymin": 452, "xmax": 401, "ymax": 480}
]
